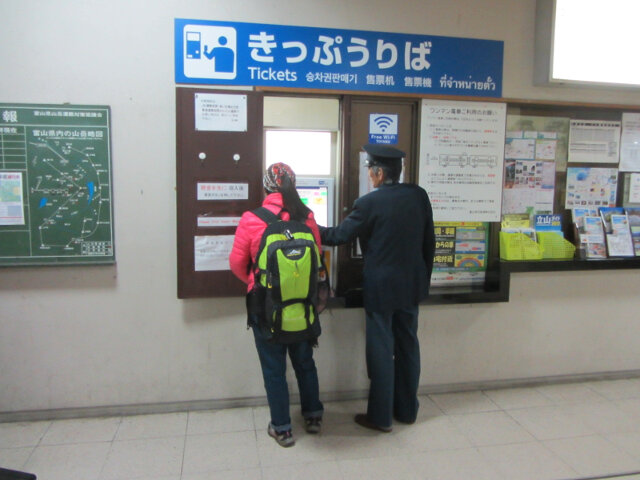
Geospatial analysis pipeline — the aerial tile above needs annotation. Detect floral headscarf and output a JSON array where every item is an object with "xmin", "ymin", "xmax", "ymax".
[{"xmin": 263, "ymin": 162, "xmax": 296, "ymax": 193}]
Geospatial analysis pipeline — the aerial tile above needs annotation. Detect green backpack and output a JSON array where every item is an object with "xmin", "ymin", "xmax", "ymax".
[{"xmin": 248, "ymin": 207, "xmax": 323, "ymax": 344}]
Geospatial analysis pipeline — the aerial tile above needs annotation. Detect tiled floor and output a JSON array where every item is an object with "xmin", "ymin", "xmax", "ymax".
[{"xmin": 2, "ymin": 378, "xmax": 640, "ymax": 480}]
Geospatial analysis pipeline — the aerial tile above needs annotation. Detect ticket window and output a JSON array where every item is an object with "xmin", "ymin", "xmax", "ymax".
[
  {"xmin": 265, "ymin": 130, "xmax": 333, "ymax": 176},
  {"xmin": 263, "ymin": 95, "xmax": 341, "ymax": 280}
]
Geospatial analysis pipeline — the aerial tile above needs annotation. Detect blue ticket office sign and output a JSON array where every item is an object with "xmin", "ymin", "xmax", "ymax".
[{"xmin": 175, "ymin": 19, "xmax": 503, "ymax": 97}]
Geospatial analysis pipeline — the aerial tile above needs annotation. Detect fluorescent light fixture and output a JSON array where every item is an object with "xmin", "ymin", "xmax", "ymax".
[{"xmin": 535, "ymin": 0, "xmax": 640, "ymax": 88}]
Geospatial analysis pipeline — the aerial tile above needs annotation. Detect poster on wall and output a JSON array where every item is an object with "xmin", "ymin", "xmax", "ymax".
[
  {"xmin": 431, "ymin": 222, "xmax": 488, "ymax": 286},
  {"xmin": 194, "ymin": 93, "xmax": 247, "ymax": 132},
  {"xmin": 620, "ymin": 113, "xmax": 640, "ymax": 172},
  {"xmin": 500, "ymin": 114, "xmax": 570, "ymax": 215},
  {"xmin": 0, "ymin": 103, "xmax": 115, "ymax": 266},
  {"xmin": 505, "ymin": 115, "xmax": 570, "ymax": 170},
  {"xmin": 568, "ymin": 120, "xmax": 621, "ymax": 164},
  {"xmin": 623, "ymin": 172, "xmax": 640, "ymax": 206},
  {"xmin": 565, "ymin": 167, "xmax": 618, "ymax": 209},
  {"xmin": 194, "ymin": 235, "xmax": 234, "ymax": 271},
  {"xmin": 175, "ymin": 19, "xmax": 503, "ymax": 97},
  {"xmin": 502, "ymin": 159, "xmax": 555, "ymax": 214},
  {"xmin": 418, "ymin": 99, "xmax": 506, "ymax": 221}
]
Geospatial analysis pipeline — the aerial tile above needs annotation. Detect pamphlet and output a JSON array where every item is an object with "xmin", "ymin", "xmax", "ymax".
[
  {"xmin": 534, "ymin": 214, "xmax": 563, "ymax": 236},
  {"xmin": 583, "ymin": 216, "xmax": 607, "ymax": 259},
  {"xmin": 501, "ymin": 213, "xmax": 531, "ymax": 230},
  {"xmin": 599, "ymin": 207, "xmax": 625, "ymax": 233},
  {"xmin": 625, "ymin": 207, "xmax": 640, "ymax": 256},
  {"xmin": 606, "ymin": 214, "xmax": 634, "ymax": 257},
  {"xmin": 572, "ymin": 207, "xmax": 599, "ymax": 231},
  {"xmin": 501, "ymin": 214, "xmax": 535, "ymax": 241}
]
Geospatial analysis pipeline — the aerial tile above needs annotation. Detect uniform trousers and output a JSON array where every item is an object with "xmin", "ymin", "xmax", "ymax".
[
  {"xmin": 365, "ymin": 306, "xmax": 421, "ymax": 428},
  {"xmin": 251, "ymin": 325, "xmax": 323, "ymax": 432}
]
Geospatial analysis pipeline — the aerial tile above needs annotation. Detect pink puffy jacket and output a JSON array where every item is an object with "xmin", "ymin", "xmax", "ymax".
[{"xmin": 229, "ymin": 193, "xmax": 323, "ymax": 292}]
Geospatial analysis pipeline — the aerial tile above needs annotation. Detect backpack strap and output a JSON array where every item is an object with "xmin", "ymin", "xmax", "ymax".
[
  {"xmin": 250, "ymin": 207, "xmax": 282, "ymax": 280},
  {"xmin": 252, "ymin": 206, "xmax": 281, "ymax": 225}
]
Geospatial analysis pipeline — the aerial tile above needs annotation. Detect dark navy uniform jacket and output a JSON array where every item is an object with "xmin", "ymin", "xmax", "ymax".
[{"xmin": 320, "ymin": 183, "xmax": 435, "ymax": 313}]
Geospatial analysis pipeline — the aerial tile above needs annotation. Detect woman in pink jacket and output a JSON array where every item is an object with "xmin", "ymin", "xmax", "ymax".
[{"xmin": 229, "ymin": 163, "xmax": 323, "ymax": 448}]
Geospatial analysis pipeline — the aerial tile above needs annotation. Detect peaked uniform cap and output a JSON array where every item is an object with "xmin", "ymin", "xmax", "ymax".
[{"xmin": 363, "ymin": 144, "xmax": 405, "ymax": 167}]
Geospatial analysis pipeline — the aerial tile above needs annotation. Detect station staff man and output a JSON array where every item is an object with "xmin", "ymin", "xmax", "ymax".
[{"xmin": 320, "ymin": 144, "xmax": 435, "ymax": 432}]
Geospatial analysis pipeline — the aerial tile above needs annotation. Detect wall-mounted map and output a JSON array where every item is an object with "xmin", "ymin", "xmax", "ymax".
[{"xmin": 0, "ymin": 104, "xmax": 114, "ymax": 265}]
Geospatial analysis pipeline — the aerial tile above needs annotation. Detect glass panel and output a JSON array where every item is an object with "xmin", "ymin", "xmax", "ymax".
[{"xmin": 265, "ymin": 130, "xmax": 331, "ymax": 175}]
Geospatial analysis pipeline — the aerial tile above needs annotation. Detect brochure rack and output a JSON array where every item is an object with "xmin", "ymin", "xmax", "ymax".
[
  {"xmin": 499, "ymin": 232, "xmax": 543, "ymax": 260},
  {"xmin": 537, "ymin": 232, "xmax": 576, "ymax": 260}
]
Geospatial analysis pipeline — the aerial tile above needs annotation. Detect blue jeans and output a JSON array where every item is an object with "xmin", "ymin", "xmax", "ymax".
[
  {"xmin": 365, "ymin": 306, "xmax": 420, "ymax": 428},
  {"xmin": 252, "ymin": 325, "xmax": 323, "ymax": 432}
]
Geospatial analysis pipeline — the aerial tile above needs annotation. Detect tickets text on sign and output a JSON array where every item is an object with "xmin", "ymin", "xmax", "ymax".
[{"xmin": 175, "ymin": 20, "xmax": 503, "ymax": 96}]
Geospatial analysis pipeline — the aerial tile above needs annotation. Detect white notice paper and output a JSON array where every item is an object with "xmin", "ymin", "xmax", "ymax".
[
  {"xmin": 194, "ymin": 235, "xmax": 235, "ymax": 271},
  {"xmin": 195, "ymin": 93, "xmax": 247, "ymax": 132},
  {"xmin": 620, "ymin": 113, "xmax": 640, "ymax": 171},
  {"xmin": 568, "ymin": 119, "xmax": 621, "ymax": 164},
  {"xmin": 629, "ymin": 173, "xmax": 640, "ymax": 204},
  {"xmin": 197, "ymin": 216, "xmax": 241, "ymax": 227},
  {"xmin": 418, "ymin": 100, "xmax": 506, "ymax": 221},
  {"xmin": 197, "ymin": 182, "xmax": 248, "ymax": 200}
]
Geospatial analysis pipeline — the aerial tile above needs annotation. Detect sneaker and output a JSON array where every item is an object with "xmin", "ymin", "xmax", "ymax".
[
  {"xmin": 268, "ymin": 424, "xmax": 295, "ymax": 447},
  {"xmin": 304, "ymin": 416, "xmax": 322, "ymax": 434}
]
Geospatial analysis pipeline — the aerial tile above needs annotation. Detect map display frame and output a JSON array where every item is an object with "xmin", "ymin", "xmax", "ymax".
[{"xmin": 0, "ymin": 103, "xmax": 114, "ymax": 266}]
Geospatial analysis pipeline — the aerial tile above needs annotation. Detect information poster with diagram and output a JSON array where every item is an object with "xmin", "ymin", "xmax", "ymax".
[
  {"xmin": 419, "ymin": 99, "xmax": 506, "ymax": 222},
  {"xmin": 0, "ymin": 103, "xmax": 114, "ymax": 265}
]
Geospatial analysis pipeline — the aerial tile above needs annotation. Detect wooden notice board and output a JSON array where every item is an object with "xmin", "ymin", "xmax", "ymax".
[
  {"xmin": 0, "ymin": 103, "xmax": 114, "ymax": 266},
  {"xmin": 176, "ymin": 87, "xmax": 263, "ymax": 298}
]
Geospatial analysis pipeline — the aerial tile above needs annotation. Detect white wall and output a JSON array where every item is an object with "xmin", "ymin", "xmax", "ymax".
[{"xmin": 2, "ymin": 0, "xmax": 640, "ymax": 416}]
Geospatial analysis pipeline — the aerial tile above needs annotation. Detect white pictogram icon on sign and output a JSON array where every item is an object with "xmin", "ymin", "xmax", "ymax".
[
  {"xmin": 184, "ymin": 25, "xmax": 237, "ymax": 80},
  {"xmin": 369, "ymin": 114, "xmax": 398, "ymax": 135}
]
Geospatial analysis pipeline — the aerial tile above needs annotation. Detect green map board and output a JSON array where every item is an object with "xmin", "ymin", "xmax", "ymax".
[{"xmin": 0, "ymin": 103, "xmax": 114, "ymax": 266}]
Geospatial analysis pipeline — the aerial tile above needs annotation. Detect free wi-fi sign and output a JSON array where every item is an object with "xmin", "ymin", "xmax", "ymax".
[{"xmin": 369, "ymin": 113, "xmax": 398, "ymax": 145}]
